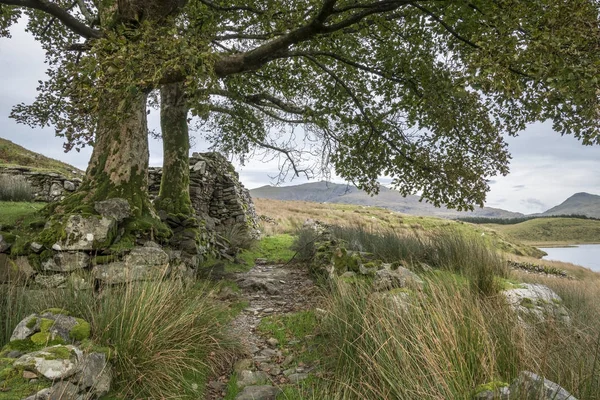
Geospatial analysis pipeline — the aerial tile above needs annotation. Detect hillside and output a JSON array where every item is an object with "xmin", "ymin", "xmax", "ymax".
[
  {"xmin": 486, "ymin": 217, "xmax": 600, "ymax": 246},
  {"xmin": 541, "ymin": 192, "xmax": 600, "ymax": 219},
  {"xmin": 0, "ymin": 137, "xmax": 83, "ymax": 179},
  {"xmin": 251, "ymin": 181, "xmax": 524, "ymax": 219},
  {"xmin": 254, "ymin": 198, "xmax": 545, "ymax": 258}
]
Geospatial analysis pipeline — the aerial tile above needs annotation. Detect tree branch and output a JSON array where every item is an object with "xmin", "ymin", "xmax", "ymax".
[{"xmin": 1, "ymin": 0, "xmax": 101, "ymax": 38}]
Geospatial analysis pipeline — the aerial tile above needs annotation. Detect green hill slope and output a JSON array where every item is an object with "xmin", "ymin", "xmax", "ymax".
[
  {"xmin": 541, "ymin": 192, "xmax": 600, "ymax": 219},
  {"xmin": 486, "ymin": 217, "xmax": 600, "ymax": 245},
  {"xmin": 0, "ymin": 138, "xmax": 83, "ymax": 179}
]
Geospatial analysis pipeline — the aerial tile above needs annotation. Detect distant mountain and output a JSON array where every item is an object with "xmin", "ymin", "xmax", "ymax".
[
  {"xmin": 541, "ymin": 192, "xmax": 600, "ymax": 219},
  {"xmin": 250, "ymin": 181, "xmax": 525, "ymax": 219}
]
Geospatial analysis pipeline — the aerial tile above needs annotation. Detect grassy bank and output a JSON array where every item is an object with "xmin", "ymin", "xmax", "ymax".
[
  {"xmin": 255, "ymin": 198, "xmax": 544, "ymax": 258},
  {"xmin": 486, "ymin": 217, "xmax": 600, "ymax": 246},
  {"xmin": 0, "ymin": 201, "xmax": 46, "ymax": 227}
]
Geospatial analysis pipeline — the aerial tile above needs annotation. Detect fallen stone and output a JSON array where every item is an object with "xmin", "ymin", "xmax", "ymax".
[
  {"xmin": 94, "ymin": 198, "xmax": 131, "ymax": 222},
  {"xmin": 266, "ymin": 338, "xmax": 279, "ymax": 347},
  {"xmin": 63, "ymin": 180, "xmax": 76, "ymax": 191},
  {"xmin": 474, "ymin": 386, "xmax": 510, "ymax": 399},
  {"xmin": 509, "ymin": 371, "xmax": 577, "ymax": 400},
  {"xmin": 237, "ymin": 370, "xmax": 269, "ymax": 388},
  {"xmin": 234, "ymin": 358, "xmax": 253, "ymax": 373},
  {"xmin": 372, "ymin": 267, "xmax": 424, "ymax": 292},
  {"xmin": 23, "ymin": 388, "xmax": 51, "ymax": 400},
  {"xmin": 503, "ymin": 284, "xmax": 570, "ymax": 324},
  {"xmin": 75, "ymin": 352, "xmax": 112, "ymax": 397},
  {"xmin": 22, "ymin": 370, "xmax": 38, "ymax": 379},
  {"xmin": 0, "ymin": 255, "xmax": 35, "ymax": 284},
  {"xmin": 235, "ymin": 385, "xmax": 281, "ymax": 400},
  {"xmin": 10, "ymin": 309, "xmax": 88, "ymax": 344},
  {"xmin": 48, "ymin": 381, "xmax": 80, "ymax": 400}
]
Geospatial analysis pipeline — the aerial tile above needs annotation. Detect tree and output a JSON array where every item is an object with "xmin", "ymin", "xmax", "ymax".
[{"xmin": 1, "ymin": 1, "xmax": 599, "ymax": 237}]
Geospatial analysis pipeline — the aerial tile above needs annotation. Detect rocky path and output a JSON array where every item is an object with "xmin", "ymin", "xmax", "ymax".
[{"xmin": 206, "ymin": 260, "xmax": 320, "ymax": 400}]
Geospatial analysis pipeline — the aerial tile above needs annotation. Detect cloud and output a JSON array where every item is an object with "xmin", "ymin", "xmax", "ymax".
[
  {"xmin": 521, "ymin": 198, "xmax": 546, "ymax": 211},
  {"xmin": 512, "ymin": 185, "xmax": 526, "ymax": 190}
]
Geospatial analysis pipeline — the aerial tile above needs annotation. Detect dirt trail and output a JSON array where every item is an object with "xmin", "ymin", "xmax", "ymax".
[{"xmin": 206, "ymin": 261, "xmax": 319, "ymax": 400}]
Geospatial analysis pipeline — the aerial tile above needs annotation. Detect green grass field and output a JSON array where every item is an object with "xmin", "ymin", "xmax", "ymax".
[
  {"xmin": 0, "ymin": 201, "xmax": 46, "ymax": 227},
  {"xmin": 486, "ymin": 217, "xmax": 600, "ymax": 246}
]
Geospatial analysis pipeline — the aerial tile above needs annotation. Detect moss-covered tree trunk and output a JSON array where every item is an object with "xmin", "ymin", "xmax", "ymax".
[
  {"xmin": 155, "ymin": 82, "xmax": 194, "ymax": 217},
  {"xmin": 58, "ymin": 92, "xmax": 154, "ymax": 219}
]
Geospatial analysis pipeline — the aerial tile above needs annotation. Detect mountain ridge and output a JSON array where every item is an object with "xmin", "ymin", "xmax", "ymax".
[
  {"xmin": 250, "ymin": 181, "xmax": 526, "ymax": 219},
  {"xmin": 250, "ymin": 182, "xmax": 600, "ymax": 219}
]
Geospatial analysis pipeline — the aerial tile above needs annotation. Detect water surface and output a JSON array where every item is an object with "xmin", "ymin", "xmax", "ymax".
[{"xmin": 538, "ymin": 244, "xmax": 600, "ymax": 272}]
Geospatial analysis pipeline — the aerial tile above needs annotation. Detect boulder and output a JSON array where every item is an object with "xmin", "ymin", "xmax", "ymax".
[
  {"xmin": 509, "ymin": 371, "xmax": 577, "ymax": 400},
  {"xmin": 10, "ymin": 309, "xmax": 90, "ymax": 345},
  {"xmin": 74, "ymin": 352, "xmax": 112, "ymax": 397},
  {"xmin": 502, "ymin": 284, "xmax": 570, "ymax": 324},
  {"xmin": 94, "ymin": 198, "xmax": 131, "ymax": 222},
  {"xmin": 235, "ymin": 385, "xmax": 281, "ymax": 400},
  {"xmin": 54, "ymin": 215, "xmax": 116, "ymax": 251},
  {"xmin": 92, "ymin": 245, "xmax": 170, "ymax": 284},
  {"xmin": 42, "ymin": 252, "xmax": 90, "ymax": 272},
  {"xmin": 13, "ymin": 345, "xmax": 81, "ymax": 380},
  {"xmin": 372, "ymin": 266, "xmax": 424, "ymax": 292}
]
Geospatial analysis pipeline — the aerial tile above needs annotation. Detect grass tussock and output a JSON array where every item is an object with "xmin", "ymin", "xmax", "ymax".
[
  {"xmin": 0, "ymin": 175, "xmax": 33, "ymax": 202},
  {"xmin": 317, "ymin": 277, "xmax": 600, "ymax": 399},
  {"xmin": 0, "ymin": 280, "xmax": 239, "ymax": 399},
  {"xmin": 328, "ymin": 224, "xmax": 508, "ymax": 295}
]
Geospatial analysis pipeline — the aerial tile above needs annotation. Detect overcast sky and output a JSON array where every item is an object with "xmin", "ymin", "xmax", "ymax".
[{"xmin": 1, "ymin": 22, "xmax": 599, "ymax": 215}]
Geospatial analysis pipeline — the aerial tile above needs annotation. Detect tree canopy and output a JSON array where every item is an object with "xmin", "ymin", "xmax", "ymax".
[{"xmin": 1, "ymin": 0, "xmax": 599, "ymax": 212}]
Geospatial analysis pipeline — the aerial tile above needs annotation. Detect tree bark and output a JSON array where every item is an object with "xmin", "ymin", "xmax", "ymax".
[
  {"xmin": 155, "ymin": 82, "xmax": 194, "ymax": 217},
  {"xmin": 58, "ymin": 91, "xmax": 154, "ymax": 219}
]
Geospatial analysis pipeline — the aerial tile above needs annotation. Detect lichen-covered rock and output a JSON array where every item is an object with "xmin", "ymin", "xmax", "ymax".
[
  {"xmin": 10, "ymin": 309, "xmax": 90, "ymax": 345},
  {"xmin": 236, "ymin": 370, "xmax": 270, "ymax": 388},
  {"xmin": 502, "ymin": 283, "xmax": 570, "ymax": 324},
  {"xmin": 509, "ymin": 371, "xmax": 577, "ymax": 400},
  {"xmin": 42, "ymin": 252, "xmax": 89, "ymax": 272},
  {"xmin": 370, "ymin": 289, "xmax": 413, "ymax": 313},
  {"xmin": 94, "ymin": 198, "xmax": 132, "ymax": 222},
  {"xmin": 474, "ymin": 381, "xmax": 510, "ymax": 399},
  {"xmin": 92, "ymin": 245, "xmax": 170, "ymax": 284},
  {"xmin": 53, "ymin": 215, "xmax": 116, "ymax": 251},
  {"xmin": 372, "ymin": 266, "xmax": 424, "ymax": 291},
  {"xmin": 13, "ymin": 345, "xmax": 81, "ymax": 380}
]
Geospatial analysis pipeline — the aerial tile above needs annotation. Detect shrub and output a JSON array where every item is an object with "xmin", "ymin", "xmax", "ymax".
[
  {"xmin": 0, "ymin": 175, "xmax": 33, "ymax": 202},
  {"xmin": 219, "ymin": 223, "xmax": 257, "ymax": 254},
  {"xmin": 291, "ymin": 226, "xmax": 320, "ymax": 262}
]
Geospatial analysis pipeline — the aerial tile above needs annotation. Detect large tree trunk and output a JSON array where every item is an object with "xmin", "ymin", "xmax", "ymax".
[
  {"xmin": 155, "ymin": 82, "xmax": 193, "ymax": 217},
  {"xmin": 83, "ymin": 92, "xmax": 152, "ymax": 216}
]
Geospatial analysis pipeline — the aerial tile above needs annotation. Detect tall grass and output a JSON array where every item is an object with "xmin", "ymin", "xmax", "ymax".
[
  {"xmin": 0, "ymin": 280, "xmax": 239, "ymax": 398},
  {"xmin": 317, "ymin": 278, "xmax": 600, "ymax": 399},
  {"xmin": 329, "ymin": 224, "xmax": 508, "ymax": 295},
  {"xmin": 0, "ymin": 175, "xmax": 33, "ymax": 202}
]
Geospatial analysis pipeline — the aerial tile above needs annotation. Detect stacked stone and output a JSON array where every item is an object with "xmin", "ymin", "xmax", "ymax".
[
  {"xmin": 0, "ymin": 167, "xmax": 82, "ymax": 202},
  {"xmin": 148, "ymin": 152, "xmax": 261, "ymax": 243}
]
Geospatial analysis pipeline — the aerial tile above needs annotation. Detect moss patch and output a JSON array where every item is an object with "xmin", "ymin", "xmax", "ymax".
[{"xmin": 69, "ymin": 319, "xmax": 91, "ymax": 341}]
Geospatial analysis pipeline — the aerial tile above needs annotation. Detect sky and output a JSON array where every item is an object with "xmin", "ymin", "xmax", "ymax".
[{"xmin": 1, "ymin": 22, "xmax": 599, "ymax": 215}]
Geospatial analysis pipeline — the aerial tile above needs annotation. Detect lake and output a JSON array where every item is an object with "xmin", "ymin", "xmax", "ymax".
[{"xmin": 538, "ymin": 244, "xmax": 600, "ymax": 272}]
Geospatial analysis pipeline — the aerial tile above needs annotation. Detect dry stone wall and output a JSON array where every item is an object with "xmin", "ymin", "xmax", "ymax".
[
  {"xmin": 148, "ymin": 152, "xmax": 261, "ymax": 240},
  {"xmin": 0, "ymin": 166, "xmax": 82, "ymax": 202}
]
